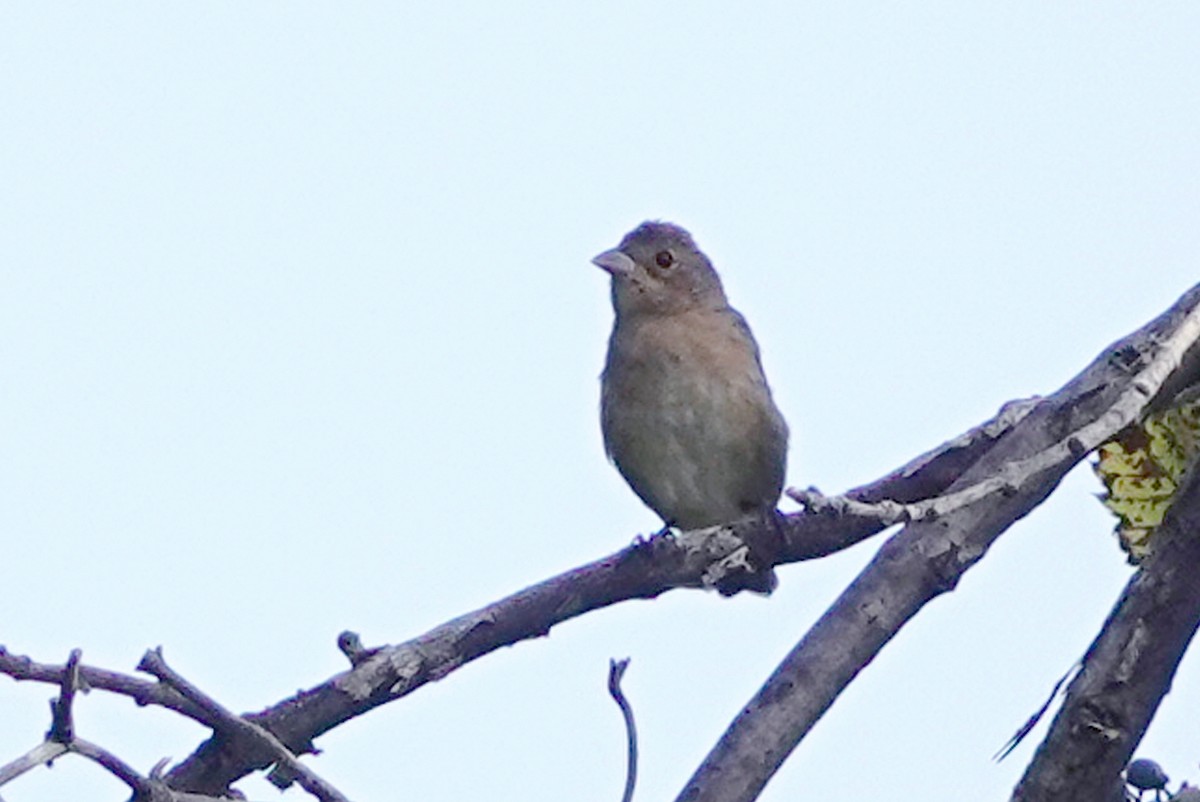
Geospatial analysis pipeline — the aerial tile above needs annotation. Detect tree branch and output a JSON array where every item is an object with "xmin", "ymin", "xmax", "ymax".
[
  {"xmin": 10, "ymin": 286, "xmax": 1197, "ymax": 800},
  {"xmin": 0, "ymin": 649, "xmax": 227, "ymax": 802},
  {"xmin": 138, "ymin": 648, "xmax": 349, "ymax": 802},
  {"xmin": 1011, "ymin": 457, "xmax": 1200, "ymax": 800},
  {"xmin": 157, "ymin": 389, "xmax": 1034, "ymax": 794},
  {"xmin": 0, "ymin": 391, "xmax": 1034, "ymax": 796},
  {"xmin": 672, "ymin": 284, "xmax": 1200, "ymax": 802},
  {"xmin": 0, "ymin": 647, "xmax": 208, "ymax": 724}
]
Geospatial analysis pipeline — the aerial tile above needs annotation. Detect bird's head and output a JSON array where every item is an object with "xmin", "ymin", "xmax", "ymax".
[{"xmin": 592, "ymin": 221, "xmax": 727, "ymax": 318}]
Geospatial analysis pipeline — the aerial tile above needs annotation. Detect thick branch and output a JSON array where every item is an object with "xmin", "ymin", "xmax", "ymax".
[
  {"xmin": 1011, "ymin": 459, "xmax": 1200, "ymax": 801},
  {"xmin": 673, "ymin": 284, "xmax": 1200, "ymax": 802},
  {"xmin": 159, "ymin": 391, "xmax": 1034, "ymax": 793},
  {"xmin": 0, "ymin": 398, "xmax": 1010, "ymax": 783}
]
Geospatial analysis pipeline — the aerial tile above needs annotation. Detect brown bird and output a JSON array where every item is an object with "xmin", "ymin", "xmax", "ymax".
[{"xmin": 594, "ymin": 222, "xmax": 788, "ymax": 586}]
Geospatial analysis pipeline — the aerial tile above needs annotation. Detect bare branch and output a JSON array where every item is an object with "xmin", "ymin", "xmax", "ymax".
[
  {"xmin": 11, "ymin": 290, "xmax": 1192, "ymax": 799},
  {"xmin": 158, "ymin": 389, "xmax": 1029, "ymax": 793},
  {"xmin": 0, "ymin": 741, "xmax": 69, "ymax": 788},
  {"xmin": 0, "ymin": 375, "xmax": 1042, "ymax": 796},
  {"xmin": 70, "ymin": 737, "xmax": 163, "ymax": 798},
  {"xmin": 0, "ymin": 646, "xmax": 209, "ymax": 725},
  {"xmin": 0, "ymin": 649, "xmax": 85, "ymax": 790},
  {"xmin": 1011, "ymin": 459, "xmax": 1200, "ymax": 800},
  {"xmin": 69, "ymin": 738, "xmax": 227, "ymax": 801},
  {"xmin": 0, "ymin": 649, "xmax": 227, "ymax": 802},
  {"xmin": 138, "ymin": 648, "xmax": 349, "ymax": 802},
  {"xmin": 673, "ymin": 284, "xmax": 1200, "ymax": 802},
  {"xmin": 156, "ymin": 290, "xmax": 1200, "ymax": 797}
]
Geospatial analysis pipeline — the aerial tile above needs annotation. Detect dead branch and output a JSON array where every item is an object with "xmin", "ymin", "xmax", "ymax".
[
  {"xmin": 4, "ymin": 286, "xmax": 1196, "ymax": 801},
  {"xmin": 673, "ymin": 284, "xmax": 1200, "ymax": 802},
  {"xmin": 0, "ymin": 649, "xmax": 228, "ymax": 802},
  {"xmin": 138, "ymin": 648, "xmax": 349, "ymax": 802},
  {"xmin": 156, "ymin": 387, "xmax": 1035, "ymax": 794},
  {"xmin": 1010, "ymin": 458, "xmax": 1200, "ymax": 800},
  {"xmin": 0, "ymin": 646, "xmax": 208, "ymax": 724}
]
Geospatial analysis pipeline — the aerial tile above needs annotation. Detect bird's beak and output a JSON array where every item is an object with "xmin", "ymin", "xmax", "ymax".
[{"xmin": 591, "ymin": 249, "xmax": 635, "ymax": 277}]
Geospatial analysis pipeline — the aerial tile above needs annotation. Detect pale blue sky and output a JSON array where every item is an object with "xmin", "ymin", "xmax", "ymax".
[{"xmin": 3, "ymin": 3, "xmax": 1199, "ymax": 800}]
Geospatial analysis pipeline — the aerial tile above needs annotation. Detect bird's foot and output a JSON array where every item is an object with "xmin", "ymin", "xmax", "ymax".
[{"xmin": 630, "ymin": 523, "xmax": 676, "ymax": 550}]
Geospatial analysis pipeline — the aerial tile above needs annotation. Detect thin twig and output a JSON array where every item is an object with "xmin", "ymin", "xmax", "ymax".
[
  {"xmin": 71, "ymin": 737, "xmax": 160, "ymax": 796},
  {"xmin": 70, "ymin": 739, "xmax": 224, "ymax": 801},
  {"xmin": 0, "ymin": 649, "xmax": 190, "ymax": 801},
  {"xmin": 608, "ymin": 658, "xmax": 637, "ymax": 802},
  {"xmin": 0, "ymin": 742, "xmax": 69, "ymax": 787},
  {"xmin": 0, "ymin": 646, "xmax": 209, "ymax": 724},
  {"xmin": 993, "ymin": 662, "xmax": 1080, "ymax": 762}
]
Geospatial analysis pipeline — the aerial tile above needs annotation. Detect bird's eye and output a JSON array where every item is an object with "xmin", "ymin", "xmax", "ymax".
[{"xmin": 654, "ymin": 250, "xmax": 674, "ymax": 268}]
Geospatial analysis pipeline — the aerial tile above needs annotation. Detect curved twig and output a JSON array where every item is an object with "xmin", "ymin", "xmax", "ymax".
[{"xmin": 608, "ymin": 658, "xmax": 637, "ymax": 802}]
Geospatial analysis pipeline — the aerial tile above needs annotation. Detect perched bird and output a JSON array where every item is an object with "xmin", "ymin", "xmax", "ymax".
[{"xmin": 593, "ymin": 221, "xmax": 788, "ymax": 587}]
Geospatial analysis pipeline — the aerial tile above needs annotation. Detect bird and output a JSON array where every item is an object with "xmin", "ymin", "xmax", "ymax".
[{"xmin": 593, "ymin": 221, "xmax": 788, "ymax": 589}]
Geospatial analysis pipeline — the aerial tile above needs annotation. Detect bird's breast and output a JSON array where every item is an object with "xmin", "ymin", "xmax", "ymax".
[{"xmin": 600, "ymin": 307, "xmax": 787, "ymax": 529}]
